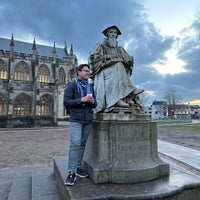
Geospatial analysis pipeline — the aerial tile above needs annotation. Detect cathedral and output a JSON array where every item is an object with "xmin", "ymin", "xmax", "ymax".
[{"xmin": 0, "ymin": 34, "xmax": 78, "ymax": 128}]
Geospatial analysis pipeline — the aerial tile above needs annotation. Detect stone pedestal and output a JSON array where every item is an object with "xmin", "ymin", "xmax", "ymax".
[{"xmin": 83, "ymin": 109, "xmax": 169, "ymax": 184}]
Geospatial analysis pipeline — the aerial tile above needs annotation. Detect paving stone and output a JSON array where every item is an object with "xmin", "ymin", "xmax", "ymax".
[
  {"xmin": 0, "ymin": 179, "xmax": 12, "ymax": 200},
  {"xmin": 158, "ymin": 140, "xmax": 200, "ymax": 175},
  {"xmin": 7, "ymin": 176, "xmax": 31, "ymax": 200},
  {"xmin": 54, "ymin": 156, "xmax": 200, "ymax": 200},
  {"xmin": 32, "ymin": 167, "xmax": 62, "ymax": 200}
]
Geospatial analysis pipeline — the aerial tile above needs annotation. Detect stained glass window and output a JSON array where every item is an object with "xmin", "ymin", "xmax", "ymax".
[
  {"xmin": 0, "ymin": 59, "xmax": 7, "ymax": 79},
  {"xmin": 13, "ymin": 93, "xmax": 32, "ymax": 116},
  {"xmin": 0, "ymin": 93, "xmax": 7, "ymax": 115},
  {"xmin": 38, "ymin": 65, "xmax": 50, "ymax": 83},
  {"xmin": 14, "ymin": 61, "xmax": 30, "ymax": 81},
  {"xmin": 39, "ymin": 94, "xmax": 53, "ymax": 116}
]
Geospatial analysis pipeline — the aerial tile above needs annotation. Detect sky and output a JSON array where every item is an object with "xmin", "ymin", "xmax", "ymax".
[{"xmin": 0, "ymin": 0, "xmax": 200, "ymax": 106}]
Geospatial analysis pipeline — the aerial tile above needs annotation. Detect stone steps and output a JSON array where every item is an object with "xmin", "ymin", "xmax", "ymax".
[
  {"xmin": 53, "ymin": 140, "xmax": 200, "ymax": 200},
  {"xmin": 53, "ymin": 155, "xmax": 200, "ymax": 200},
  {"xmin": 0, "ymin": 179, "xmax": 12, "ymax": 200},
  {"xmin": 0, "ymin": 166, "xmax": 62, "ymax": 200},
  {"xmin": 31, "ymin": 167, "xmax": 61, "ymax": 200},
  {"xmin": 7, "ymin": 176, "xmax": 32, "ymax": 200}
]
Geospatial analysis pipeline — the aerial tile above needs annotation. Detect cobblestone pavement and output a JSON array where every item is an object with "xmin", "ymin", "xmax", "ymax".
[
  {"xmin": 0, "ymin": 124, "xmax": 200, "ymax": 169},
  {"xmin": 0, "ymin": 126, "xmax": 70, "ymax": 169}
]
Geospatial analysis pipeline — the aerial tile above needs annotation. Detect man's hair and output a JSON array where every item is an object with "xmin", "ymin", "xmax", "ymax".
[{"xmin": 76, "ymin": 64, "xmax": 90, "ymax": 75}]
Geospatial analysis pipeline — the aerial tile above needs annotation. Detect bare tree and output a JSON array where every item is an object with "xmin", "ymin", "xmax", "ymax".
[
  {"xmin": 138, "ymin": 92, "xmax": 150, "ymax": 107},
  {"xmin": 164, "ymin": 88, "xmax": 182, "ymax": 116}
]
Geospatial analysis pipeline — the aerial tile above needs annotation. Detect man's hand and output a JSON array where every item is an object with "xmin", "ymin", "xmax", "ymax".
[{"xmin": 81, "ymin": 95, "xmax": 95, "ymax": 104}]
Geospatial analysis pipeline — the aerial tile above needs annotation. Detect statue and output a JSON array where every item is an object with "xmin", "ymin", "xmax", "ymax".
[
  {"xmin": 82, "ymin": 26, "xmax": 170, "ymax": 186},
  {"xmin": 89, "ymin": 25, "xmax": 144, "ymax": 113}
]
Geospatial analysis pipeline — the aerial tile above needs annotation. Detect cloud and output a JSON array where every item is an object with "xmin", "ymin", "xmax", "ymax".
[{"xmin": 0, "ymin": 0, "xmax": 200, "ymax": 105}]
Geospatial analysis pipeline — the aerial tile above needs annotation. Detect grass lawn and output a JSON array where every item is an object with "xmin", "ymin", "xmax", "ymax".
[{"xmin": 156, "ymin": 119, "xmax": 200, "ymax": 131}]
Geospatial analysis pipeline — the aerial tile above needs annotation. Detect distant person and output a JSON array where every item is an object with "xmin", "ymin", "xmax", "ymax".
[
  {"xmin": 89, "ymin": 25, "xmax": 144, "ymax": 113},
  {"xmin": 63, "ymin": 64, "xmax": 97, "ymax": 186}
]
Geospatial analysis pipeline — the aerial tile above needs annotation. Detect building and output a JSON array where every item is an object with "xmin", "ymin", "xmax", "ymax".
[
  {"xmin": 151, "ymin": 101, "xmax": 167, "ymax": 120},
  {"xmin": 146, "ymin": 100, "xmax": 200, "ymax": 120},
  {"xmin": 173, "ymin": 104, "xmax": 200, "ymax": 120},
  {"xmin": 190, "ymin": 105, "xmax": 200, "ymax": 119},
  {"xmin": 0, "ymin": 35, "xmax": 78, "ymax": 127},
  {"xmin": 172, "ymin": 104, "xmax": 191, "ymax": 120}
]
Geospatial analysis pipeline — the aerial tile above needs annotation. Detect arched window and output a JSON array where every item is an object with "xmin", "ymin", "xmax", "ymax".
[
  {"xmin": 0, "ymin": 93, "xmax": 7, "ymax": 115},
  {"xmin": 39, "ymin": 94, "xmax": 53, "ymax": 116},
  {"xmin": 0, "ymin": 59, "xmax": 7, "ymax": 79},
  {"xmin": 38, "ymin": 65, "xmax": 50, "ymax": 83},
  {"xmin": 14, "ymin": 61, "xmax": 30, "ymax": 81},
  {"xmin": 58, "ymin": 67, "xmax": 66, "ymax": 83},
  {"xmin": 13, "ymin": 93, "xmax": 32, "ymax": 116}
]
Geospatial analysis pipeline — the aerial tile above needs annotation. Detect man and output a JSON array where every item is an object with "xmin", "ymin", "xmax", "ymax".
[
  {"xmin": 63, "ymin": 64, "xmax": 97, "ymax": 186},
  {"xmin": 89, "ymin": 25, "xmax": 144, "ymax": 113}
]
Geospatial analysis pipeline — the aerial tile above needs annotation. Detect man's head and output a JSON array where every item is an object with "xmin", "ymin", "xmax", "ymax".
[
  {"xmin": 76, "ymin": 64, "xmax": 90, "ymax": 80},
  {"xmin": 102, "ymin": 25, "xmax": 121, "ymax": 38}
]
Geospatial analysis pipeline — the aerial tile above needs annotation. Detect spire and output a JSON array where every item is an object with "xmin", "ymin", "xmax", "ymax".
[
  {"xmin": 64, "ymin": 40, "xmax": 68, "ymax": 55},
  {"xmin": 70, "ymin": 44, "xmax": 74, "ymax": 55},
  {"xmin": 31, "ymin": 38, "xmax": 37, "ymax": 61},
  {"xmin": 52, "ymin": 41, "xmax": 56, "ymax": 54},
  {"xmin": 52, "ymin": 41, "xmax": 57, "ymax": 63},
  {"xmin": 32, "ymin": 38, "xmax": 36, "ymax": 51},
  {"xmin": 10, "ymin": 33, "xmax": 14, "ymax": 49},
  {"xmin": 9, "ymin": 33, "xmax": 14, "ymax": 60}
]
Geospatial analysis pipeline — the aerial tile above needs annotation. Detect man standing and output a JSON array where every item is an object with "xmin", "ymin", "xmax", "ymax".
[
  {"xmin": 89, "ymin": 25, "xmax": 144, "ymax": 113},
  {"xmin": 63, "ymin": 64, "xmax": 97, "ymax": 186}
]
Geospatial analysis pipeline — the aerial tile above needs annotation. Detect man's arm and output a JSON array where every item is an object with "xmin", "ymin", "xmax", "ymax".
[{"xmin": 63, "ymin": 82, "xmax": 82, "ymax": 108}]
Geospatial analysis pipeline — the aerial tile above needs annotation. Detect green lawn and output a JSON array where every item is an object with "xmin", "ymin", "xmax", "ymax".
[
  {"xmin": 156, "ymin": 120, "xmax": 200, "ymax": 131},
  {"xmin": 155, "ymin": 119, "xmax": 191, "ymax": 125}
]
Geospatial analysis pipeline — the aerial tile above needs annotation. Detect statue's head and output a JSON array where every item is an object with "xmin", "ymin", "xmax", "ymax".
[{"xmin": 102, "ymin": 25, "xmax": 121, "ymax": 38}]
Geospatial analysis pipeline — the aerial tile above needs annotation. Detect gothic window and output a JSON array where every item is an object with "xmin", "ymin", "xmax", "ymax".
[
  {"xmin": 13, "ymin": 93, "xmax": 32, "ymax": 116},
  {"xmin": 38, "ymin": 65, "xmax": 50, "ymax": 83},
  {"xmin": 14, "ymin": 61, "xmax": 30, "ymax": 81},
  {"xmin": 0, "ymin": 59, "xmax": 7, "ymax": 79},
  {"xmin": 39, "ymin": 94, "xmax": 53, "ymax": 116},
  {"xmin": 0, "ymin": 93, "xmax": 7, "ymax": 115},
  {"xmin": 58, "ymin": 67, "xmax": 66, "ymax": 83}
]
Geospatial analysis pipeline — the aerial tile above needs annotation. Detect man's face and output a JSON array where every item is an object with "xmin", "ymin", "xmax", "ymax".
[
  {"xmin": 78, "ymin": 66, "xmax": 90, "ymax": 80},
  {"xmin": 107, "ymin": 28, "xmax": 118, "ymax": 39}
]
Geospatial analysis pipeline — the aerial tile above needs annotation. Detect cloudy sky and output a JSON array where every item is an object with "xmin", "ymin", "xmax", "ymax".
[{"xmin": 1, "ymin": 0, "xmax": 200, "ymax": 105}]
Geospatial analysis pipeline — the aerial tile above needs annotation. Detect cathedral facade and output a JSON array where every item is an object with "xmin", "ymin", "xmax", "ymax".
[{"xmin": 0, "ymin": 35, "xmax": 78, "ymax": 128}]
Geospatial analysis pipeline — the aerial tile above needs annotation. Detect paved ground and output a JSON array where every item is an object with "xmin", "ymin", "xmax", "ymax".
[
  {"xmin": 0, "ymin": 123, "xmax": 200, "ymax": 200},
  {"xmin": 158, "ymin": 123, "xmax": 200, "ymax": 151},
  {"xmin": 0, "ymin": 127, "xmax": 70, "ymax": 169},
  {"xmin": 0, "ymin": 123, "xmax": 200, "ymax": 169}
]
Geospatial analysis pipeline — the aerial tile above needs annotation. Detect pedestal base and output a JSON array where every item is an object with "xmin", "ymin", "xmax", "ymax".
[
  {"xmin": 54, "ymin": 156, "xmax": 200, "ymax": 200},
  {"xmin": 83, "ymin": 112, "xmax": 169, "ymax": 184}
]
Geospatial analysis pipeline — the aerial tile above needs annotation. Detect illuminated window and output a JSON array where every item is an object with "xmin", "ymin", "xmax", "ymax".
[
  {"xmin": 0, "ymin": 93, "xmax": 7, "ymax": 115},
  {"xmin": 0, "ymin": 59, "xmax": 7, "ymax": 79},
  {"xmin": 39, "ymin": 94, "xmax": 53, "ymax": 116},
  {"xmin": 38, "ymin": 65, "xmax": 50, "ymax": 83},
  {"xmin": 13, "ymin": 93, "xmax": 32, "ymax": 116},
  {"xmin": 14, "ymin": 61, "xmax": 30, "ymax": 81},
  {"xmin": 58, "ymin": 67, "xmax": 66, "ymax": 83}
]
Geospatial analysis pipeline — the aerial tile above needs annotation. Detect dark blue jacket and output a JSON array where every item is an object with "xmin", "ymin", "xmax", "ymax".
[{"xmin": 63, "ymin": 81, "xmax": 97, "ymax": 124}]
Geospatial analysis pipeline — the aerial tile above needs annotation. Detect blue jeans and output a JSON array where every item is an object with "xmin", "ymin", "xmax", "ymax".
[{"xmin": 68, "ymin": 122, "xmax": 92, "ymax": 173}]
